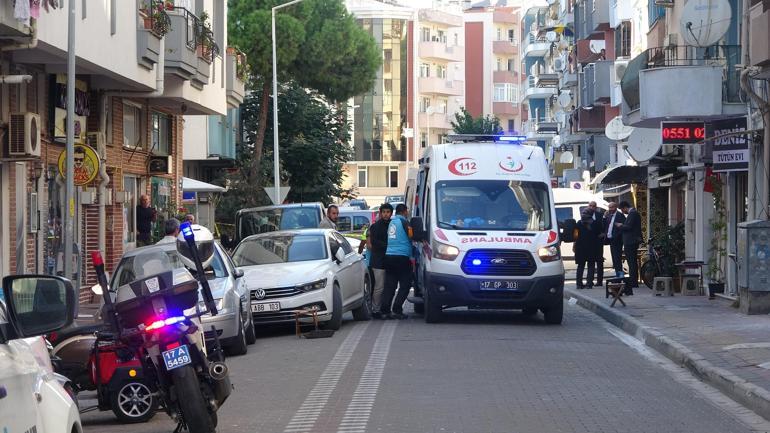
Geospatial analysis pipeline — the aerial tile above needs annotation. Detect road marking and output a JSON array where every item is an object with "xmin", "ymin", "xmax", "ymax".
[
  {"xmin": 723, "ymin": 342, "xmax": 770, "ymax": 351},
  {"xmin": 604, "ymin": 324, "xmax": 770, "ymax": 433},
  {"xmin": 282, "ymin": 322, "xmax": 370, "ymax": 433},
  {"xmin": 336, "ymin": 321, "xmax": 397, "ymax": 433}
]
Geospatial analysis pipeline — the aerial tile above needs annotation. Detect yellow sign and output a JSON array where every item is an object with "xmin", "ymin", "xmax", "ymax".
[{"xmin": 58, "ymin": 144, "xmax": 100, "ymax": 186}]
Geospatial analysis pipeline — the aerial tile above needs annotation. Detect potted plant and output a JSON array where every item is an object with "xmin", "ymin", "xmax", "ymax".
[
  {"xmin": 707, "ymin": 169, "xmax": 727, "ymax": 298},
  {"xmin": 140, "ymin": 0, "xmax": 171, "ymax": 37},
  {"xmin": 196, "ymin": 11, "xmax": 218, "ymax": 61}
]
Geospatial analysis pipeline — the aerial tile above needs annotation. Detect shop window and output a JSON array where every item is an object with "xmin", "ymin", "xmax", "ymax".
[
  {"xmin": 151, "ymin": 112, "xmax": 172, "ymax": 155},
  {"xmin": 123, "ymin": 103, "xmax": 144, "ymax": 149}
]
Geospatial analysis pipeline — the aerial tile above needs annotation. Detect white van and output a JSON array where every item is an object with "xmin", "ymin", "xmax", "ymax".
[
  {"xmin": 553, "ymin": 188, "xmax": 611, "ymax": 266},
  {"xmin": 409, "ymin": 135, "xmax": 566, "ymax": 324}
]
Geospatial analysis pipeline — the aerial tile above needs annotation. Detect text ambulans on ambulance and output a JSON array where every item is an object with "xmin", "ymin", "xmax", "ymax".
[{"xmin": 409, "ymin": 135, "xmax": 565, "ymax": 324}]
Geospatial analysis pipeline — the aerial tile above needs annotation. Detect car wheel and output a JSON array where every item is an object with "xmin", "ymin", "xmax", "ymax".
[
  {"xmin": 542, "ymin": 301, "xmax": 563, "ymax": 325},
  {"xmin": 413, "ymin": 301, "xmax": 425, "ymax": 315},
  {"xmin": 352, "ymin": 275, "xmax": 373, "ymax": 321},
  {"xmin": 225, "ymin": 317, "xmax": 248, "ymax": 356},
  {"xmin": 424, "ymin": 289, "xmax": 442, "ymax": 323},
  {"xmin": 244, "ymin": 308, "xmax": 257, "ymax": 345},
  {"xmin": 110, "ymin": 379, "xmax": 158, "ymax": 423},
  {"xmin": 324, "ymin": 283, "xmax": 343, "ymax": 330}
]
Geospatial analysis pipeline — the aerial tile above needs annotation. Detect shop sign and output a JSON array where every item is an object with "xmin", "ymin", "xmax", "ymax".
[
  {"xmin": 57, "ymin": 144, "xmax": 100, "ymax": 186},
  {"xmin": 53, "ymin": 74, "xmax": 90, "ymax": 144},
  {"xmin": 709, "ymin": 117, "xmax": 749, "ymax": 173}
]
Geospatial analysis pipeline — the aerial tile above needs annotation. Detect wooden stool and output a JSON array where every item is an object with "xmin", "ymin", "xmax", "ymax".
[
  {"xmin": 294, "ymin": 307, "xmax": 320, "ymax": 337},
  {"xmin": 605, "ymin": 277, "xmax": 626, "ymax": 307}
]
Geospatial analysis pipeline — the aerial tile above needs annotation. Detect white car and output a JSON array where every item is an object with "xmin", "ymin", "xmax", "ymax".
[
  {"xmin": 231, "ymin": 229, "xmax": 372, "ymax": 329},
  {"xmin": 0, "ymin": 275, "xmax": 82, "ymax": 433}
]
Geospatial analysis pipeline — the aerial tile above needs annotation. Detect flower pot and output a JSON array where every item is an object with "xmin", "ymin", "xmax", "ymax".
[{"xmin": 708, "ymin": 282, "xmax": 725, "ymax": 299}]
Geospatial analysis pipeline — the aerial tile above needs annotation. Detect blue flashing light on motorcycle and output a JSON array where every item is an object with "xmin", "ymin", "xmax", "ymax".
[{"xmin": 145, "ymin": 316, "xmax": 187, "ymax": 332}]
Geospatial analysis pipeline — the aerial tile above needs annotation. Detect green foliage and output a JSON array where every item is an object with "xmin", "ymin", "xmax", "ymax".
[
  {"xmin": 707, "ymin": 172, "xmax": 727, "ymax": 283},
  {"xmin": 652, "ymin": 223, "xmax": 685, "ymax": 277},
  {"xmin": 450, "ymin": 108, "xmax": 503, "ymax": 134}
]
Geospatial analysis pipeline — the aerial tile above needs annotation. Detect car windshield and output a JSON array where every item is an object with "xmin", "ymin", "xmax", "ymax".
[
  {"xmin": 238, "ymin": 207, "xmax": 319, "ymax": 239},
  {"xmin": 436, "ymin": 180, "xmax": 552, "ymax": 231},
  {"xmin": 111, "ymin": 248, "xmax": 227, "ymax": 288},
  {"xmin": 232, "ymin": 234, "xmax": 328, "ymax": 266}
]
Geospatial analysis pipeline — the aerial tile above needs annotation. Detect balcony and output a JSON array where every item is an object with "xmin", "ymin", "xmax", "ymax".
[
  {"xmin": 522, "ymin": 120, "xmax": 556, "ymax": 141},
  {"xmin": 0, "ymin": 1, "xmax": 32, "ymax": 38},
  {"xmin": 493, "ymin": 10, "xmax": 519, "ymax": 24},
  {"xmin": 576, "ymin": 39, "xmax": 606, "ymax": 65},
  {"xmin": 750, "ymin": 2, "xmax": 770, "ymax": 79},
  {"xmin": 419, "ymin": 111, "xmax": 453, "ymax": 130},
  {"xmin": 610, "ymin": 0, "xmax": 634, "ymax": 28},
  {"xmin": 418, "ymin": 9, "xmax": 463, "ymax": 27},
  {"xmin": 620, "ymin": 46, "xmax": 746, "ymax": 127},
  {"xmin": 523, "ymin": 33, "xmax": 551, "ymax": 58},
  {"xmin": 576, "ymin": 106, "xmax": 607, "ymax": 132},
  {"xmin": 534, "ymin": 71, "xmax": 559, "ymax": 88},
  {"xmin": 560, "ymin": 71, "xmax": 578, "ymax": 89},
  {"xmin": 137, "ymin": 29, "xmax": 163, "ymax": 71},
  {"xmin": 580, "ymin": 61, "xmax": 611, "ymax": 106},
  {"xmin": 354, "ymin": 148, "xmax": 406, "ymax": 163},
  {"xmin": 536, "ymin": 119, "xmax": 559, "ymax": 134},
  {"xmin": 493, "ymin": 70, "xmax": 518, "ymax": 83},
  {"xmin": 226, "ymin": 50, "xmax": 246, "ymax": 108},
  {"xmin": 419, "ymin": 41, "xmax": 464, "ymax": 62},
  {"xmin": 591, "ymin": 0, "xmax": 610, "ymax": 33},
  {"xmin": 493, "ymin": 40, "xmax": 519, "ymax": 56},
  {"xmin": 418, "ymin": 77, "xmax": 463, "ymax": 96},
  {"xmin": 164, "ymin": 8, "xmax": 200, "ymax": 80},
  {"xmin": 493, "ymin": 102, "xmax": 520, "ymax": 116},
  {"xmin": 192, "ymin": 57, "xmax": 211, "ymax": 89},
  {"xmin": 522, "ymin": 77, "xmax": 557, "ymax": 101}
]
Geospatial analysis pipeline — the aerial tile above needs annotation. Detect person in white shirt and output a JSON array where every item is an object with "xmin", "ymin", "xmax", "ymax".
[
  {"xmin": 603, "ymin": 202, "xmax": 626, "ymax": 278},
  {"xmin": 156, "ymin": 218, "xmax": 180, "ymax": 244}
]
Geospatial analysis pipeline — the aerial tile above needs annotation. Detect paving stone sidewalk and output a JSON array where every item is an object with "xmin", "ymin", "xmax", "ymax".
[{"xmin": 564, "ymin": 280, "xmax": 770, "ymax": 421}]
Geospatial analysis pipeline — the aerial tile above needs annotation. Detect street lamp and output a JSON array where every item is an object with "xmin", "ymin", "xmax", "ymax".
[{"xmin": 271, "ymin": 0, "xmax": 304, "ymax": 204}]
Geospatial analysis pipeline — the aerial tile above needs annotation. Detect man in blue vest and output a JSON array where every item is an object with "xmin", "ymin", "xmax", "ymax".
[{"xmin": 381, "ymin": 203, "xmax": 413, "ymax": 320}]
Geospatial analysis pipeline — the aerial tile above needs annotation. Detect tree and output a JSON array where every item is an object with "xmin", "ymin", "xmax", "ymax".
[
  {"xmin": 228, "ymin": 0, "xmax": 380, "ymax": 183},
  {"xmin": 451, "ymin": 108, "xmax": 503, "ymax": 134}
]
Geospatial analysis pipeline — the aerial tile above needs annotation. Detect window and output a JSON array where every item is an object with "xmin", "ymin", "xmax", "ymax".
[
  {"xmin": 508, "ymin": 119, "xmax": 515, "ymax": 132},
  {"xmin": 123, "ymin": 176, "xmax": 137, "ymax": 244},
  {"xmin": 421, "ymin": 27, "xmax": 431, "ymax": 42},
  {"xmin": 493, "ymin": 84, "xmax": 518, "ymax": 103},
  {"xmin": 420, "ymin": 132, "xmax": 428, "ymax": 148},
  {"xmin": 437, "ymin": 98, "xmax": 448, "ymax": 113},
  {"xmin": 436, "ymin": 65, "xmax": 447, "ymax": 79},
  {"xmin": 333, "ymin": 233, "xmax": 354, "ymax": 255},
  {"xmin": 615, "ymin": 21, "xmax": 632, "ymax": 58},
  {"xmin": 420, "ymin": 97, "xmax": 431, "ymax": 113},
  {"xmin": 496, "ymin": 27, "xmax": 502, "ymax": 41},
  {"xmin": 420, "ymin": 63, "xmax": 431, "ymax": 78},
  {"xmin": 357, "ymin": 167, "xmax": 367, "ymax": 188},
  {"xmin": 508, "ymin": 29, "xmax": 516, "ymax": 44},
  {"xmin": 151, "ymin": 112, "xmax": 171, "ymax": 155},
  {"xmin": 507, "ymin": 59, "xmax": 516, "ymax": 72},
  {"xmin": 436, "ymin": 30, "xmax": 446, "ymax": 43},
  {"xmin": 389, "ymin": 166, "xmax": 399, "ymax": 188},
  {"xmin": 496, "ymin": 57, "xmax": 502, "ymax": 71},
  {"xmin": 453, "ymin": 33, "xmax": 458, "ymax": 46},
  {"xmin": 123, "ymin": 103, "xmax": 143, "ymax": 148}
]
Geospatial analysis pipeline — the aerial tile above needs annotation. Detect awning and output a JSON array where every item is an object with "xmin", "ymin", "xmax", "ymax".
[
  {"xmin": 591, "ymin": 165, "xmax": 648, "ymax": 186},
  {"xmin": 182, "ymin": 177, "xmax": 226, "ymax": 193}
]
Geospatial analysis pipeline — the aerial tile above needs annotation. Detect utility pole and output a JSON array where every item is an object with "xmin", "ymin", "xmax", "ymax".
[{"xmin": 64, "ymin": 0, "xmax": 76, "ymax": 282}]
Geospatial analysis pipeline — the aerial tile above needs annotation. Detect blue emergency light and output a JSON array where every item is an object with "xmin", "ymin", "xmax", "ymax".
[
  {"xmin": 496, "ymin": 135, "xmax": 527, "ymax": 143},
  {"xmin": 180, "ymin": 222, "xmax": 194, "ymax": 240}
]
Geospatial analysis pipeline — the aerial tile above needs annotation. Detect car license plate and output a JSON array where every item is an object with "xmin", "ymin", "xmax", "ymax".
[
  {"xmin": 479, "ymin": 280, "xmax": 518, "ymax": 290},
  {"xmin": 162, "ymin": 345, "xmax": 192, "ymax": 371},
  {"xmin": 251, "ymin": 302, "xmax": 280, "ymax": 313}
]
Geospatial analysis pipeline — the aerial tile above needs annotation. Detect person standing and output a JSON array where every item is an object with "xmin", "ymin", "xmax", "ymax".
[
  {"xmin": 382, "ymin": 204, "xmax": 412, "ymax": 319},
  {"xmin": 617, "ymin": 201, "xmax": 642, "ymax": 294},
  {"xmin": 319, "ymin": 204, "xmax": 339, "ymax": 229},
  {"xmin": 587, "ymin": 201, "xmax": 605, "ymax": 286},
  {"xmin": 368, "ymin": 203, "xmax": 393, "ymax": 319},
  {"xmin": 136, "ymin": 194, "xmax": 157, "ymax": 247},
  {"xmin": 603, "ymin": 202, "xmax": 626, "ymax": 278},
  {"xmin": 574, "ymin": 208, "xmax": 600, "ymax": 289},
  {"xmin": 184, "ymin": 214, "xmax": 196, "ymax": 224},
  {"xmin": 157, "ymin": 218, "xmax": 181, "ymax": 244}
]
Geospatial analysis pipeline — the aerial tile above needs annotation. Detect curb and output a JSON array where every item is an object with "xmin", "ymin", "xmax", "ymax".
[{"xmin": 565, "ymin": 287, "xmax": 770, "ymax": 422}]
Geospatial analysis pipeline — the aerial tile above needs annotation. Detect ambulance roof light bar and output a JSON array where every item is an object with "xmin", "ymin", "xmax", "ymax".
[{"xmin": 448, "ymin": 134, "xmax": 527, "ymax": 143}]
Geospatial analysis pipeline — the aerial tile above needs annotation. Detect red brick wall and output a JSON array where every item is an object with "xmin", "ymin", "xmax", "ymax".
[{"xmin": 465, "ymin": 22, "xmax": 485, "ymax": 117}]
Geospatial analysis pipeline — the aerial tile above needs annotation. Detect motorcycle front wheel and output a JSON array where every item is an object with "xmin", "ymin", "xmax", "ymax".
[{"xmin": 171, "ymin": 365, "xmax": 217, "ymax": 433}]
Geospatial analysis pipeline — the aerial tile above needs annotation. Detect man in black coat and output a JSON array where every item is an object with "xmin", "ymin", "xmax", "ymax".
[
  {"xmin": 603, "ymin": 201, "xmax": 626, "ymax": 278},
  {"xmin": 574, "ymin": 208, "xmax": 601, "ymax": 289},
  {"xmin": 616, "ymin": 201, "xmax": 642, "ymax": 293},
  {"xmin": 367, "ymin": 203, "xmax": 393, "ymax": 319},
  {"xmin": 588, "ymin": 201, "xmax": 605, "ymax": 286}
]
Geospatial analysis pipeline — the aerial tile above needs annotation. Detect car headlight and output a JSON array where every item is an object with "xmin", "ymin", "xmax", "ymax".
[
  {"xmin": 297, "ymin": 278, "xmax": 327, "ymax": 292},
  {"xmin": 433, "ymin": 241, "xmax": 460, "ymax": 261},
  {"xmin": 185, "ymin": 298, "xmax": 227, "ymax": 316},
  {"xmin": 538, "ymin": 245, "xmax": 560, "ymax": 262}
]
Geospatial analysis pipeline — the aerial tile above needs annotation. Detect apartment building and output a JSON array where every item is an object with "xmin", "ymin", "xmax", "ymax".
[
  {"xmin": 464, "ymin": 2, "xmax": 522, "ymax": 135},
  {"xmin": 0, "ymin": 0, "xmax": 243, "ymax": 300}
]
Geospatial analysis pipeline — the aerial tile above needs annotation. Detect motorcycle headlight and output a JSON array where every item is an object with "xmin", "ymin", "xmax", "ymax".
[
  {"xmin": 297, "ymin": 279, "xmax": 327, "ymax": 292},
  {"xmin": 538, "ymin": 245, "xmax": 560, "ymax": 262},
  {"xmin": 432, "ymin": 241, "xmax": 460, "ymax": 261}
]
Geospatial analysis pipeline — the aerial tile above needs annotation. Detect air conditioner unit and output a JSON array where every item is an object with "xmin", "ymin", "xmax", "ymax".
[
  {"xmin": 653, "ymin": 277, "xmax": 673, "ymax": 296},
  {"xmin": 612, "ymin": 61, "xmax": 628, "ymax": 84},
  {"xmin": 86, "ymin": 132, "xmax": 106, "ymax": 150},
  {"xmin": 682, "ymin": 275, "xmax": 700, "ymax": 296},
  {"xmin": 7, "ymin": 112, "xmax": 41, "ymax": 157},
  {"xmin": 664, "ymin": 33, "xmax": 678, "ymax": 47},
  {"xmin": 148, "ymin": 155, "xmax": 172, "ymax": 174}
]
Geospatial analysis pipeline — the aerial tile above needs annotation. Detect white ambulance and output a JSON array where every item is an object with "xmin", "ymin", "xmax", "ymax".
[{"xmin": 409, "ymin": 135, "xmax": 566, "ymax": 324}]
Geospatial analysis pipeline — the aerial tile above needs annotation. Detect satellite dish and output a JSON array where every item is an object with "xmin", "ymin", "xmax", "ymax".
[
  {"xmin": 626, "ymin": 127, "xmax": 661, "ymax": 162},
  {"xmin": 555, "ymin": 111, "xmax": 566, "ymax": 123},
  {"xmin": 559, "ymin": 152, "xmax": 574, "ymax": 164},
  {"xmin": 552, "ymin": 135, "xmax": 562, "ymax": 146},
  {"xmin": 557, "ymin": 91, "xmax": 572, "ymax": 108},
  {"xmin": 680, "ymin": 0, "xmax": 732, "ymax": 47},
  {"xmin": 605, "ymin": 116, "xmax": 634, "ymax": 140},
  {"xmin": 589, "ymin": 40, "xmax": 605, "ymax": 54},
  {"xmin": 546, "ymin": 31, "xmax": 558, "ymax": 43}
]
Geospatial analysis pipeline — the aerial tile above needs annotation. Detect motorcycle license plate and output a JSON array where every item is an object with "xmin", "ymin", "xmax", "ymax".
[
  {"xmin": 251, "ymin": 302, "xmax": 280, "ymax": 313},
  {"xmin": 162, "ymin": 344, "xmax": 192, "ymax": 371}
]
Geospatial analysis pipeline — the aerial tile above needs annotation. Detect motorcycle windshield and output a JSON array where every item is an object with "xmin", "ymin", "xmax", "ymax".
[{"xmin": 113, "ymin": 250, "xmax": 186, "ymax": 289}]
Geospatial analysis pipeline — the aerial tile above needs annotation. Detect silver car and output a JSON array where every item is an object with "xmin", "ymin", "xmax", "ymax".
[{"xmin": 109, "ymin": 242, "xmax": 256, "ymax": 355}]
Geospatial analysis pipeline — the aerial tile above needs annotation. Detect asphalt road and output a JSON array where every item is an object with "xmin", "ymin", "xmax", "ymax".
[{"xmin": 81, "ymin": 294, "xmax": 770, "ymax": 433}]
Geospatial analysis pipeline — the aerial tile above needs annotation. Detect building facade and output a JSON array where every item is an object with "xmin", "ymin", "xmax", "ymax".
[{"xmin": 0, "ymin": 0, "xmax": 241, "ymax": 301}]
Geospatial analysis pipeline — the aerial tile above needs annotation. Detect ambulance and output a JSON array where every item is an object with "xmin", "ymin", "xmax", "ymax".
[{"xmin": 409, "ymin": 135, "xmax": 566, "ymax": 324}]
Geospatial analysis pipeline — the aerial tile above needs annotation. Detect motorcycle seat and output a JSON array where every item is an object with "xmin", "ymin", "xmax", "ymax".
[{"xmin": 49, "ymin": 323, "xmax": 108, "ymax": 345}]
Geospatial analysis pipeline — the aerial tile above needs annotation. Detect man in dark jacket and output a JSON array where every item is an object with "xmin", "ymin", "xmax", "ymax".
[
  {"xmin": 588, "ymin": 201, "xmax": 605, "ymax": 286},
  {"xmin": 617, "ymin": 201, "xmax": 642, "ymax": 293},
  {"xmin": 574, "ymin": 208, "xmax": 601, "ymax": 289},
  {"xmin": 603, "ymin": 201, "xmax": 626, "ymax": 278},
  {"xmin": 367, "ymin": 203, "xmax": 393, "ymax": 319}
]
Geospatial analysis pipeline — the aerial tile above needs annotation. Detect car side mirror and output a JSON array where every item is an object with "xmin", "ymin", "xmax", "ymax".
[
  {"xmin": 409, "ymin": 217, "xmax": 426, "ymax": 242},
  {"xmin": 1, "ymin": 275, "xmax": 76, "ymax": 340},
  {"xmin": 334, "ymin": 248, "xmax": 346, "ymax": 264},
  {"xmin": 233, "ymin": 267, "xmax": 244, "ymax": 279},
  {"xmin": 560, "ymin": 218, "xmax": 577, "ymax": 243}
]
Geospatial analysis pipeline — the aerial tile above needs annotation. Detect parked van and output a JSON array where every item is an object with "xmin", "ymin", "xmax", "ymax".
[
  {"xmin": 337, "ymin": 207, "xmax": 378, "ymax": 234},
  {"xmin": 410, "ymin": 135, "xmax": 566, "ymax": 324},
  {"xmin": 553, "ymin": 188, "xmax": 611, "ymax": 265},
  {"xmin": 232, "ymin": 202, "xmax": 325, "ymax": 246}
]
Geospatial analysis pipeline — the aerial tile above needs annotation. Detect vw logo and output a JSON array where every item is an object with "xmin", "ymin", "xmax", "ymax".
[
  {"xmin": 254, "ymin": 288, "xmax": 266, "ymax": 300},
  {"xmin": 491, "ymin": 258, "xmax": 507, "ymax": 265}
]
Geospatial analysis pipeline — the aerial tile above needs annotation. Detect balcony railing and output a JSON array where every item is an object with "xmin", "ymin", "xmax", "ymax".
[
  {"xmin": 620, "ymin": 45, "xmax": 743, "ymax": 111},
  {"xmin": 354, "ymin": 148, "xmax": 406, "ymax": 162}
]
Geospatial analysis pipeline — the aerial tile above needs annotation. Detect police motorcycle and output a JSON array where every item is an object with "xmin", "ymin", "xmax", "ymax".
[{"xmin": 54, "ymin": 223, "xmax": 231, "ymax": 433}]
